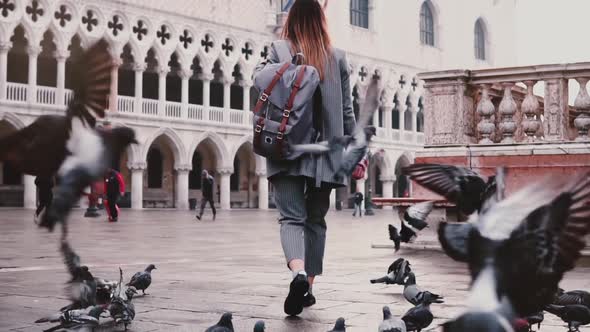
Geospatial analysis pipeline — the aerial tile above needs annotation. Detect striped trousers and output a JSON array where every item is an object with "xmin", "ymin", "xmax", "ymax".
[{"xmin": 271, "ymin": 176, "xmax": 332, "ymax": 277}]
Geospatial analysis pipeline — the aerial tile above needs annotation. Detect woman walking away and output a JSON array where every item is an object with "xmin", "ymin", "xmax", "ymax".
[
  {"xmin": 196, "ymin": 170, "xmax": 216, "ymax": 221},
  {"xmin": 34, "ymin": 176, "xmax": 55, "ymax": 224},
  {"xmin": 253, "ymin": 0, "xmax": 363, "ymax": 316}
]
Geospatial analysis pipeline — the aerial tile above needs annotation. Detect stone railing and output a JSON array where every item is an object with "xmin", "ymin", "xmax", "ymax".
[{"xmin": 418, "ymin": 63, "xmax": 590, "ymax": 145}]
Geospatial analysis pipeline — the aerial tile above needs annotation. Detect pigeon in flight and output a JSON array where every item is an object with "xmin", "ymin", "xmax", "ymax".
[
  {"xmin": 370, "ymin": 258, "xmax": 411, "ymax": 285},
  {"xmin": 35, "ymin": 305, "xmax": 105, "ymax": 332},
  {"xmin": 328, "ymin": 317, "xmax": 346, "ymax": 332},
  {"xmin": 126, "ymin": 264, "xmax": 156, "ymax": 295},
  {"xmin": 59, "ymin": 240, "xmax": 96, "ymax": 312},
  {"xmin": 437, "ymin": 169, "xmax": 590, "ymax": 317},
  {"xmin": 0, "ymin": 39, "xmax": 138, "ymax": 234},
  {"xmin": 379, "ymin": 306, "xmax": 406, "ymax": 332},
  {"xmin": 389, "ymin": 201, "xmax": 434, "ymax": 251},
  {"xmin": 403, "ymin": 272, "xmax": 443, "ymax": 306},
  {"xmin": 290, "ymin": 76, "xmax": 381, "ymax": 182},
  {"xmin": 205, "ymin": 312, "xmax": 234, "ymax": 332},
  {"xmin": 402, "ymin": 163, "xmax": 499, "ymax": 220}
]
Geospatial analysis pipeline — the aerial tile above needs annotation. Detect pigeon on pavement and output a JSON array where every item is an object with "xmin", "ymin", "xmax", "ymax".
[
  {"xmin": 545, "ymin": 304, "xmax": 590, "ymax": 332},
  {"xmin": 379, "ymin": 306, "xmax": 406, "ymax": 332},
  {"xmin": 401, "ymin": 297, "xmax": 437, "ymax": 331},
  {"xmin": 126, "ymin": 264, "xmax": 156, "ymax": 295},
  {"xmin": 205, "ymin": 312, "xmax": 234, "ymax": 332},
  {"xmin": 327, "ymin": 317, "xmax": 346, "ymax": 332},
  {"xmin": 553, "ymin": 288, "xmax": 590, "ymax": 308},
  {"xmin": 109, "ymin": 268, "xmax": 137, "ymax": 331},
  {"xmin": 253, "ymin": 320, "xmax": 265, "ymax": 332},
  {"xmin": 370, "ymin": 258, "xmax": 411, "ymax": 285},
  {"xmin": 403, "ymin": 272, "xmax": 443, "ymax": 306},
  {"xmin": 35, "ymin": 305, "xmax": 105, "ymax": 332}
]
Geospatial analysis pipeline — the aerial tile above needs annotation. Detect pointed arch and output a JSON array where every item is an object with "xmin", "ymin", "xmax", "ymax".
[
  {"xmin": 0, "ymin": 112, "xmax": 25, "ymax": 130},
  {"xmin": 141, "ymin": 127, "xmax": 187, "ymax": 166},
  {"xmin": 189, "ymin": 131, "xmax": 230, "ymax": 170}
]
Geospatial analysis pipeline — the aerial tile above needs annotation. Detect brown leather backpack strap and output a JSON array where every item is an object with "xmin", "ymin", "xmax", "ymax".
[
  {"xmin": 277, "ymin": 66, "xmax": 307, "ymax": 138},
  {"xmin": 252, "ymin": 62, "xmax": 291, "ymax": 115}
]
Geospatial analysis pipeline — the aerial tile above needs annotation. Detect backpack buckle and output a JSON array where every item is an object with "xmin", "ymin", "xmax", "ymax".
[
  {"xmin": 283, "ymin": 110, "xmax": 291, "ymax": 118},
  {"xmin": 255, "ymin": 125, "xmax": 262, "ymax": 133},
  {"xmin": 260, "ymin": 93, "xmax": 269, "ymax": 102},
  {"xmin": 277, "ymin": 132, "xmax": 284, "ymax": 140}
]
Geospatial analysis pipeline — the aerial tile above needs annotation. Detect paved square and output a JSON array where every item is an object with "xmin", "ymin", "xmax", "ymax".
[{"xmin": 0, "ymin": 208, "xmax": 589, "ymax": 331}]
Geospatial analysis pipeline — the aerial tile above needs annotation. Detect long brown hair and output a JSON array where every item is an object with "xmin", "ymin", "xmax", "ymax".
[{"xmin": 281, "ymin": 0, "xmax": 332, "ymax": 81}]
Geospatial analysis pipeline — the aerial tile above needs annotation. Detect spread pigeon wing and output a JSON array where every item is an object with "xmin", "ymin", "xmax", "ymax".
[
  {"xmin": 66, "ymin": 39, "xmax": 113, "ymax": 126},
  {"xmin": 402, "ymin": 163, "xmax": 486, "ymax": 203},
  {"xmin": 0, "ymin": 115, "xmax": 69, "ymax": 176},
  {"xmin": 437, "ymin": 222, "xmax": 473, "ymax": 262}
]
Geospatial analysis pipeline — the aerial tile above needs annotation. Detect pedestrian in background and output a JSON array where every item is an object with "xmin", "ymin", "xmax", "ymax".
[{"xmin": 196, "ymin": 170, "xmax": 216, "ymax": 221}]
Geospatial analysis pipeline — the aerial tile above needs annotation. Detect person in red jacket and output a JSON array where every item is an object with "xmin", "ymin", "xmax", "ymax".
[{"xmin": 104, "ymin": 168, "xmax": 125, "ymax": 222}]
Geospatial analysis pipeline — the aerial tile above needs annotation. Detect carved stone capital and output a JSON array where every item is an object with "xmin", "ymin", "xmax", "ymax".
[
  {"xmin": 0, "ymin": 41, "xmax": 13, "ymax": 53},
  {"xmin": 200, "ymin": 72, "xmax": 215, "ymax": 82},
  {"xmin": 217, "ymin": 167, "xmax": 233, "ymax": 175},
  {"xmin": 174, "ymin": 163, "xmax": 192, "ymax": 172},
  {"xmin": 27, "ymin": 45, "xmax": 42, "ymax": 57},
  {"xmin": 128, "ymin": 162, "xmax": 147, "ymax": 171},
  {"xmin": 133, "ymin": 62, "xmax": 147, "ymax": 72}
]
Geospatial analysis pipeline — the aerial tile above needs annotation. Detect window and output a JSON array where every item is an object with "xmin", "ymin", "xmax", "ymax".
[
  {"xmin": 420, "ymin": 2, "xmax": 434, "ymax": 46},
  {"xmin": 350, "ymin": 0, "xmax": 369, "ymax": 29},
  {"xmin": 417, "ymin": 97, "xmax": 424, "ymax": 132},
  {"xmin": 147, "ymin": 148, "xmax": 163, "ymax": 188},
  {"xmin": 474, "ymin": 19, "xmax": 486, "ymax": 60}
]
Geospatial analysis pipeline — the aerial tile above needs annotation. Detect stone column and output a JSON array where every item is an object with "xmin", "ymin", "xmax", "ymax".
[
  {"xmin": 257, "ymin": 171, "xmax": 268, "ymax": 210},
  {"xmin": 129, "ymin": 163, "xmax": 146, "ymax": 210},
  {"xmin": 27, "ymin": 46, "xmax": 41, "ymax": 104},
  {"xmin": 0, "ymin": 42, "xmax": 12, "ymax": 100},
  {"xmin": 55, "ymin": 50, "xmax": 68, "ymax": 106},
  {"xmin": 218, "ymin": 168, "xmax": 232, "ymax": 210},
  {"xmin": 223, "ymin": 80, "xmax": 231, "ymax": 110},
  {"xmin": 381, "ymin": 176, "xmax": 395, "ymax": 199},
  {"xmin": 109, "ymin": 59, "xmax": 121, "ymax": 111},
  {"xmin": 329, "ymin": 190, "xmax": 336, "ymax": 209},
  {"xmin": 242, "ymin": 80, "xmax": 253, "ymax": 111},
  {"xmin": 180, "ymin": 69, "xmax": 192, "ymax": 118},
  {"xmin": 356, "ymin": 178, "xmax": 366, "ymax": 194},
  {"xmin": 23, "ymin": 174, "xmax": 36, "ymax": 209},
  {"xmin": 175, "ymin": 165, "xmax": 191, "ymax": 210},
  {"xmin": 134, "ymin": 63, "xmax": 145, "ymax": 113},
  {"xmin": 158, "ymin": 68, "xmax": 169, "ymax": 116}
]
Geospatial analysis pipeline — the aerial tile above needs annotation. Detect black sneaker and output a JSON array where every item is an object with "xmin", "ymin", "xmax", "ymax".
[
  {"xmin": 303, "ymin": 293, "xmax": 316, "ymax": 308},
  {"xmin": 284, "ymin": 273, "xmax": 309, "ymax": 316}
]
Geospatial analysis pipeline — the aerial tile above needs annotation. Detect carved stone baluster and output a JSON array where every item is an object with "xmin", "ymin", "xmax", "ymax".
[
  {"xmin": 521, "ymin": 80, "xmax": 540, "ymax": 142},
  {"xmin": 498, "ymin": 82, "xmax": 517, "ymax": 143},
  {"xmin": 574, "ymin": 77, "xmax": 590, "ymax": 141},
  {"xmin": 476, "ymin": 84, "xmax": 496, "ymax": 144}
]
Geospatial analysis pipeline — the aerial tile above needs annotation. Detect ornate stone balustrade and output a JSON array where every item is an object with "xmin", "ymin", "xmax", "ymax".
[{"xmin": 419, "ymin": 63, "xmax": 590, "ymax": 145}]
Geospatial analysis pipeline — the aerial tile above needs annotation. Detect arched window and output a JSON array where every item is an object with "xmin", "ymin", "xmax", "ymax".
[
  {"xmin": 189, "ymin": 151, "xmax": 202, "ymax": 190},
  {"xmin": 147, "ymin": 148, "xmax": 163, "ymax": 188},
  {"xmin": 350, "ymin": 0, "xmax": 369, "ymax": 28},
  {"xmin": 392, "ymin": 109, "xmax": 400, "ymax": 130},
  {"xmin": 420, "ymin": 2, "xmax": 435, "ymax": 46},
  {"xmin": 374, "ymin": 167, "xmax": 383, "ymax": 196},
  {"xmin": 230, "ymin": 158, "xmax": 240, "ymax": 192},
  {"xmin": 474, "ymin": 19, "xmax": 486, "ymax": 60},
  {"xmin": 417, "ymin": 97, "xmax": 425, "ymax": 132}
]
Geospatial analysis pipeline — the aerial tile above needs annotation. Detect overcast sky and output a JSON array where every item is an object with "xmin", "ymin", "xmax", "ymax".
[{"xmin": 516, "ymin": 0, "xmax": 590, "ymax": 65}]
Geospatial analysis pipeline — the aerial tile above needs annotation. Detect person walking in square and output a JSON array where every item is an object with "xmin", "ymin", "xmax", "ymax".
[
  {"xmin": 104, "ymin": 168, "xmax": 125, "ymax": 222},
  {"xmin": 34, "ymin": 176, "xmax": 54, "ymax": 224},
  {"xmin": 253, "ymin": 0, "xmax": 365, "ymax": 316},
  {"xmin": 196, "ymin": 170, "xmax": 216, "ymax": 221},
  {"xmin": 352, "ymin": 191, "xmax": 364, "ymax": 217}
]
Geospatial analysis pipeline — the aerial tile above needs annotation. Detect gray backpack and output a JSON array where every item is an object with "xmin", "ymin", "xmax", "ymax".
[{"xmin": 252, "ymin": 42, "xmax": 321, "ymax": 160}]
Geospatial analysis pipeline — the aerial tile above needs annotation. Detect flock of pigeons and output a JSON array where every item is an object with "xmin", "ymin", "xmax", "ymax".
[
  {"xmin": 2, "ymin": 38, "xmax": 590, "ymax": 331},
  {"xmin": 351, "ymin": 163, "xmax": 590, "ymax": 332},
  {"xmin": 35, "ymin": 240, "xmax": 156, "ymax": 331}
]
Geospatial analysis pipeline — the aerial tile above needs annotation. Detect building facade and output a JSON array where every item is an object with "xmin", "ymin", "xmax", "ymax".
[{"xmin": 0, "ymin": 0, "xmax": 517, "ymax": 209}]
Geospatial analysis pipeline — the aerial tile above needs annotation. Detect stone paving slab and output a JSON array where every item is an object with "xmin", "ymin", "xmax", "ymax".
[{"xmin": 0, "ymin": 208, "xmax": 588, "ymax": 331}]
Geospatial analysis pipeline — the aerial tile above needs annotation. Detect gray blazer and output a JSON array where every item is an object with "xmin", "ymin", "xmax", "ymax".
[{"xmin": 253, "ymin": 40, "xmax": 356, "ymax": 188}]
